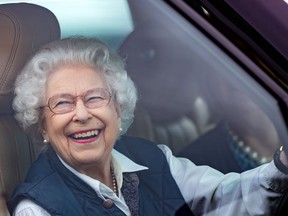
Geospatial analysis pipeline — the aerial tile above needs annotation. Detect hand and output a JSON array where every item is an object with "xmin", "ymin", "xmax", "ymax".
[{"xmin": 280, "ymin": 146, "xmax": 288, "ymax": 167}]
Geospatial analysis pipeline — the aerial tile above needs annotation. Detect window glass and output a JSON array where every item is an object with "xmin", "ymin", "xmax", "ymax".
[
  {"xmin": 119, "ymin": 0, "xmax": 287, "ymax": 173},
  {"xmin": 1, "ymin": 0, "xmax": 133, "ymax": 49},
  {"xmin": 1, "ymin": 0, "xmax": 286, "ymax": 174}
]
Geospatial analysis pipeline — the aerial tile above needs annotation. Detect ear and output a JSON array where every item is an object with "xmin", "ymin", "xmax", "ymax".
[
  {"xmin": 114, "ymin": 102, "xmax": 121, "ymax": 118},
  {"xmin": 39, "ymin": 116, "xmax": 48, "ymax": 139},
  {"xmin": 118, "ymin": 117, "xmax": 123, "ymax": 134},
  {"xmin": 118, "ymin": 116, "xmax": 122, "ymax": 126},
  {"xmin": 41, "ymin": 128, "xmax": 48, "ymax": 140}
]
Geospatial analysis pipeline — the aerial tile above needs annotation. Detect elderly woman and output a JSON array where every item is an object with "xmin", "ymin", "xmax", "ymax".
[{"xmin": 7, "ymin": 37, "xmax": 288, "ymax": 216}]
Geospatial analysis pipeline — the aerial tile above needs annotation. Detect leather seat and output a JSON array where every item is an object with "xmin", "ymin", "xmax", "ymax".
[{"xmin": 0, "ymin": 3, "xmax": 60, "ymax": 215}]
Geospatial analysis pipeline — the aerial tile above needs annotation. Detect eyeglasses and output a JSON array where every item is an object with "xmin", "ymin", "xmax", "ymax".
[{"xmin": 40, "ymin": 88, "xmax": 112, "ymax": 114}]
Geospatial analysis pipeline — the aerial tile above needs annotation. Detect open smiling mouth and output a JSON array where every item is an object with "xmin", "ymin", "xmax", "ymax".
[{"xmin": 69, "ymin": 130, "xmax": 101, "ymax": 140}]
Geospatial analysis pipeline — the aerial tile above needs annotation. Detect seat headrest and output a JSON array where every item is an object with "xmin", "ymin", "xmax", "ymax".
[
  {"xmin": 0, "ymin": 3, "xmax": 60, "ymax": 114},
  {"xmin": 119, "ymin": 20, "xmax": 207, "ymax": 124}
]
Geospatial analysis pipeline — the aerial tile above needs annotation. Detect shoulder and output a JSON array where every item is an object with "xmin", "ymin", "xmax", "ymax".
[
  {"xmin": 24, "ymin": 148, "xmax": 56, "ymax": 183},
  {"xmin": 7, "ymin": 148, "xmax": 74, "ymax": 214},
  {"xmin": 115, "ymin": 135, "xmax": 161, "ymax": 154},
  {"xmin": 115, "ymin": 136, "xmax": 168, "ymax": 169},
  {"xmin": 116, "ymin": 135, "xmax": 164, "ymax": 154},
  {"xmin": 117, "ymin": 135, "xmax": 158, "ymax": 146}
]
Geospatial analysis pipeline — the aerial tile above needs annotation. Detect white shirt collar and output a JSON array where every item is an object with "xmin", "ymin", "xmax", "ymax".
[
  {"xmin": 58, "ymin": 148, "xmax": 148, "ymax": 175},
  {"xmin": 57, "ymin": 148, "xmax": 148, "ymax": 199},
  {"xmin": 111, "ymin": 148, "xmax": 148, "ymax": 173}
]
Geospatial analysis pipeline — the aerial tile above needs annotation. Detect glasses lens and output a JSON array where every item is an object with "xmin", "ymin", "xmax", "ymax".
[
  {"xmin": 49, "ymin": 94, "xmax": 75, "ymax": 114},
  {"xmin": 47, "ymin": 88, "xmax": 111, "ymax": 114},
  {"xmin": 84, "ymin": 88, "xmax": 111, "ymax": 109}
]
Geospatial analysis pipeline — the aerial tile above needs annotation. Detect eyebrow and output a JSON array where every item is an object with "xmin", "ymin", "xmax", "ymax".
[{"xmin": 49, "ymin": 87, "xmax": 110, "ymax": 98}]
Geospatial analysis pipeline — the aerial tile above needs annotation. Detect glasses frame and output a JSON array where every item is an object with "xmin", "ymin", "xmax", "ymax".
[{"xmin": 40, "ymin": 88, "xmax": 113, "ymax": 114}]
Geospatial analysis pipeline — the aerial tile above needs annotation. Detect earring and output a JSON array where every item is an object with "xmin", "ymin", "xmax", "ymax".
[
  {"xmin": 119, "ymin": 127, "xmax": 123, "ymax": 132},
  {"xmin": 43, "ymin": 139, "xmax": 49, "ymax": 144}
]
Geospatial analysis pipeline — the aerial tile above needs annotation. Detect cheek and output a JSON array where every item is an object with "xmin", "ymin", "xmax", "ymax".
[
  {"xmin": 43, "ymin": 113, "xmax": 68, "ymax": 138},
  {"xmin": 109, "ymin": 112, "xmax": 121, "ymax": 132},
  {"xmin": 43, "ymin": 113, "xmax": 55, "ymax": 130},
  {"xmin": 104, "ymin": 105, "xmax": 121, "ymax": 137},
  {"xmin": 111, "ymin": 100, "xmax": 120, "ymax": 118}
]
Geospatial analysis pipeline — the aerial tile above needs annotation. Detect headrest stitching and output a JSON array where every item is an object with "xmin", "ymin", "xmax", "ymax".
[{"xmin": 0, "ymin": 10, "xmax": 20, "ymax": 94}]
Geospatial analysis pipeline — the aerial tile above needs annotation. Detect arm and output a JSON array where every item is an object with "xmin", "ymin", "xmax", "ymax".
[
  {"xmin": 13, "ymin": 199, "xmax": 50, "ymax": 216},
  {"xmin": 279, "ymin": 146, "xmax": 288, "ymax": 168},
  {"xmin": 158, "ymin": 144, "xmax": 288, "ymax": 216}
]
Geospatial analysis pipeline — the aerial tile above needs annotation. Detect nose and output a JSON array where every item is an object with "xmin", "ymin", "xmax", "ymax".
[{"xmin": 72, "ymin": 100, "xmax": 92, "ymax": 122}]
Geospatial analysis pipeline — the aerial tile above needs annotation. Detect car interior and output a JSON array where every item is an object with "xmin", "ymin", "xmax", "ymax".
[
  {"xmin": 1, "ymin": 0, "xmax": 288, "ymax": 215},
  {"xmin": 119, "ymin": 0, "xmax": 286, "ymax": 165}
]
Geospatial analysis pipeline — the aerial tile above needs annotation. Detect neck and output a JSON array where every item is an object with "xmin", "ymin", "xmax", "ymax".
[
  {"xmin": 71, "ymin": 158, "xmax": 111, "ymax": 183},
  {"xmin": 62, "ymin": 156, "xmax": 118, "ymax": 196},
  {"xmin": 77, "ymin": 161, "xmax": 118, "ymax": 196}
]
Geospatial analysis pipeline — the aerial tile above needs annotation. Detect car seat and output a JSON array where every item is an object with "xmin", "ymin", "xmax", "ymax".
[{"xmin": 0, "ymin": 3, "xmax": 60, "ymax": 215}]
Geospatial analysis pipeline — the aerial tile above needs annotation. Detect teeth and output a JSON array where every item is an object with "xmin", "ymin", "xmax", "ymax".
[{"xmin": 73, "ymin": 130, "xmax": 99, "ymax": 139}]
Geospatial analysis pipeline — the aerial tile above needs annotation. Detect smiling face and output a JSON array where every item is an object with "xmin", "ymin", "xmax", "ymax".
[{"xmin": 41, "ymin": 65, "xmax": 120, "ymax": 176}]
